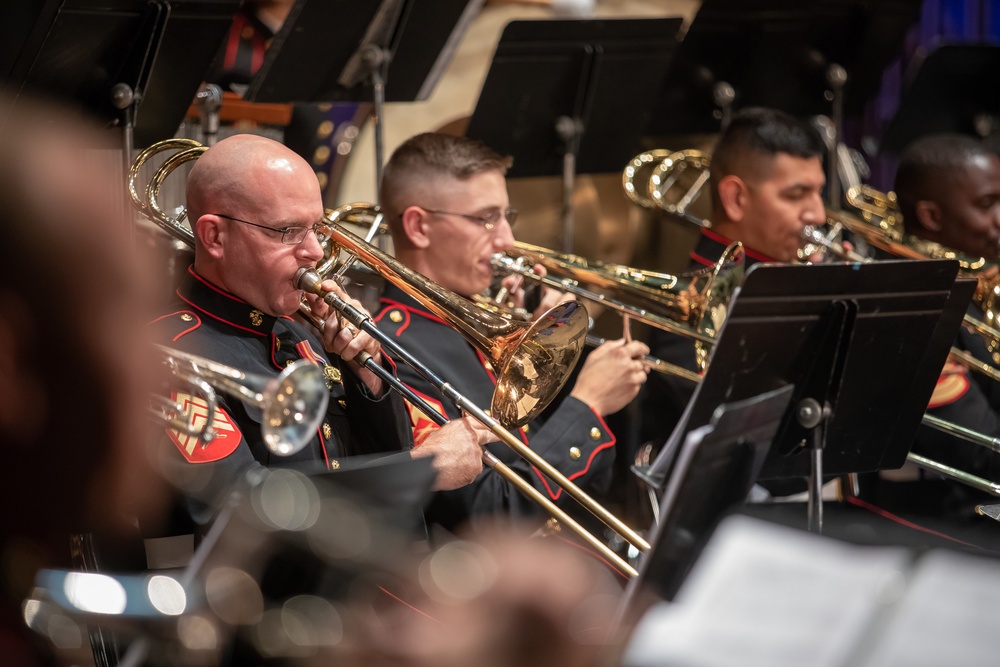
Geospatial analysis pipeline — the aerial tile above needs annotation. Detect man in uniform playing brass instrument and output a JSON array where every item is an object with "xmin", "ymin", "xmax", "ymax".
[
  {"xmin": 642, "ymin": 107, "xmax": 827, "ymax": 445},
  {"xmin": 376, "ymin": 132, "xmax": 650, "ymax": 532},
  {"xmin": 885, "ymin": 133, "xmax": 1000, "ymax": 508},
  {"xmin": 149, "ymin": 134, "xmax": 491, "ymax": 528}
]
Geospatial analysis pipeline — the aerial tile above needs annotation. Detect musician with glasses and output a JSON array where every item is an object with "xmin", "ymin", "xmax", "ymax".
[
  {"xmin": 375, "ymin": 132, "xmax": 650, "ymax": 532},
  {"xmin": 642, "ymin": 107, "xmax": 827, "ymax": 447},
  {"xmin": 150, "ymin": 134, "xmax": 491, "ymax": 529}
]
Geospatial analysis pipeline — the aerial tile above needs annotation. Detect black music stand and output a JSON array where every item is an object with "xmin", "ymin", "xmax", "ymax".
[
  {"xmin": 1, "ymin": 0, "xmax": 165, "ymax": 127},
  {"xmin": 246, "ymin": 0, "xmax": 479, "ymax": 104},
  {"xmin": 464, "ymin": 18, "xmax": 682, "ymax": 252},
  {"xmin": 2, "ymin": 0, "xmax": 239, "ymax": 146},
  {"xmin": 646, "ymin": 0, "xmax": 921, "ymax": 206},
  {"xmin": 650, "ymin": 0, "xmax": 923, "ymax": 135},
  {"xmin": 880, "ymin": 43, "xmax": 1000, "ymax": 154},
  {"xmin": 131, "ymin": 0, "xmax": 243, "ymax": 148},
  {"xmin": 636, "ymin": 260, "xmax": 973, "ymax": 533},
  {"xmin": 621, "ymin": 386, "xmax": 793, "ymax": 615},
  {"xmin": 245, "ymin": 0, "xmax": 480, "ymax": 197}
]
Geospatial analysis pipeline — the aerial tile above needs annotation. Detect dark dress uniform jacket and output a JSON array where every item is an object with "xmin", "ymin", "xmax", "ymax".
[
  {"xmin": 642, "ymin": 228, "xmax": 771, "ymax": 445},
  {"xmin": 375, "ymin": 284, "xmax": 615, "ymax": 531},
  {"xmin": 150, "ymin": 267, "xmax": 413, "ymax": 526},
  {"xmin": 644, "ymin": 230, "xmax": 1000, "ymax": 501}
]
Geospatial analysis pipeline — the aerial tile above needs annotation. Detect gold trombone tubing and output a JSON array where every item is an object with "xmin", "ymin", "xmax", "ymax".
[
  {"xmin": 134, "ymin": 140, "xmax": 649, "ymax": 577},
  {"xmin": 802, "ymin": 224, "xmax": 1000, "ymax": 384},
  {"xmin": 586, "ymin": 334, "xmax": 702, "ymax": 383},
  {"xmin": 304, "ymin": 222, "xmax": 654, "ymax": 556}
]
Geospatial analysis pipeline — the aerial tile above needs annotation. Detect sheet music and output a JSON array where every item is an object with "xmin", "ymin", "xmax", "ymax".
[
  {"xmin": 854, "ymin": 549, "xmax": 1000, "ymax": 667},
  {"xmin": 622, "ymin": 515, "xmax": 912, "ymax": 667}
]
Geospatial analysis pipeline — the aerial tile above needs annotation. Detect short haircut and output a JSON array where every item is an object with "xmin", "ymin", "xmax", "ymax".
[
  {"xmin": 709, "ymin": 107, "xmax": 825, "ymax": 211},
  {"xmin": 380, "ymin": 132, "xmax": 513, "ymax": 229},
  {"xmin": 895, "ymin": 133, "xmax": 993, "ymax": 232}
]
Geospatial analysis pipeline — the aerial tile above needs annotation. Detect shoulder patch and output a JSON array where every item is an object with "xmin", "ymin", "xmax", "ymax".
[
  {"xmin": 404, "ymin": 388, "xmax": 446, "ymax": 447},
  {"xmin": 165, "ymin": 393, "xmax": 242, "ymax": 463},
  {"xmin": 928, "ymin": 365, "xmax": 970, "ymax": 409}
]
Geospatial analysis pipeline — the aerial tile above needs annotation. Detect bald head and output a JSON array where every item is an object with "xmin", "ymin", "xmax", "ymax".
[
  {"xmin": 187, "ymin": 134, "xmax": 319, "ymax": 229},
  {"xmin": 185, "ymin": 134, "xmax": 326, "ymax": 313}
]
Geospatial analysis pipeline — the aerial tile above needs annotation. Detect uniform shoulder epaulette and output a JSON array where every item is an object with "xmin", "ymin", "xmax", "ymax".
[{"xmin": 149, "ymin": 309, "xmax": 202, "ymax": 343}]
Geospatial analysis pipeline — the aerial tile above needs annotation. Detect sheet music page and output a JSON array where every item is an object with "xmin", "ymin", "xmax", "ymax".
[
  {"xmin": 854, "ymin": 549, "xmax": 1000, "ymax": 666},
  {"xmin": 622, "ymin": 515, "xmax": 911, "ymax": 667}
]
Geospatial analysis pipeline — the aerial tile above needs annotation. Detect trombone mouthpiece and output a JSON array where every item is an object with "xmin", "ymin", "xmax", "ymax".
[{"xmin": 295, "ymin": 267, "xmax": 321, "ymax": 294}]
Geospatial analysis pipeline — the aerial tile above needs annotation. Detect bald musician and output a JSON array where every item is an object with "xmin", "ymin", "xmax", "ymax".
[
  {"xmin": 641, "ymin": 107, "xmax": 827, "ymax": 445},
  {"xmin": 149, "ymin": 134, "xmax": 490, "ymax": 526},
  {"xmin": 375, "ymin": 132, "xmax": 650, "ymax": 533}
]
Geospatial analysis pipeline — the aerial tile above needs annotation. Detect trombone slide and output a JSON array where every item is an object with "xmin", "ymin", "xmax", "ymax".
[{"xmin": 297, "ymin": 267, "xmax": 650, "ymax": 574}]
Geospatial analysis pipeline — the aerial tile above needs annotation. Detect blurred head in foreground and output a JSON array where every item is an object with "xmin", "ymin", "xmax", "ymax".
[{"xmin": 0, "ymin": 94, "xmax": 165, "ymax": 659}]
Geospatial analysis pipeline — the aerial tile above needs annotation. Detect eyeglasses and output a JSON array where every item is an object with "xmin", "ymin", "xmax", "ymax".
[
  {"xmin": 420, "ymin": 206, "xmax": 518, "ymax": 231},
  {"xmin": 212, "ymin": 213, "xmax": 325, "ymax": 245}
]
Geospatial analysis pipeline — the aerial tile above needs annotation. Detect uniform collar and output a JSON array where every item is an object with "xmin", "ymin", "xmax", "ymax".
[
  {"xmin": 696, "ymin": 228, "xmax": 776, "ymax": 267},
  {"xmin": 177, "ymin": 266, "xmax": 281, "ymax": 336}
]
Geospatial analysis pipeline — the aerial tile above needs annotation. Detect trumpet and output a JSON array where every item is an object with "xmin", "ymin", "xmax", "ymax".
[
  {"xmin": 132, "ymin": 140, "xmax": 649, "ymax": 577},
  {"xmin": 491, "ymin": 240, "xmax": 744, "ymax": 374},
  {"xmin": 153, "ymin": 345, "xmax": 330, "ymax": 456}
]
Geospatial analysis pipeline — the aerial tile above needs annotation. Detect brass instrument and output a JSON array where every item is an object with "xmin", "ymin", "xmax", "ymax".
[
  {"xmin": 492, "ymin": 240, "xmax": 745, "ymax": 372},
  {"xmin": 153, "ymin": 345, "xmax": 330, "ymax": 456},
  {"xmin": 133, "ymin": 140, "xmax": 649, "ymax": 577},
  {"xmin": 317, "ymin": 207, "xmax": 589, "ymax": 430},
  {"xmin": 623, "ymin": 149, "xmax": 674, "ymax": 209},
  {"xmin": 622, "ymin": 149, "xmax": 833, "ymax": 260},
  {"xmin": 622, "ymin": 149, "xmax": 711, "ymax": 227},
  {"xmin": 842, "ymin": 185, "xmax": 1000, "ymax": 335},
  {"xmin": 801, "ymin": 219, "xmax": 1000, "ymax": 496}
]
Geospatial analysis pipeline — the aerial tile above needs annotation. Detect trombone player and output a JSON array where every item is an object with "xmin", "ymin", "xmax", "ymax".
[
  {"xmin": 375, "ymin": 132, "xmax": 650, "ymax": 532},
  {"xmin": 149, "ymin": 134, "xmax": 491, "ymax": 528},
  {"xmin": 641, "ymin": 107, "xmax": 828, "ymax": 446},
  {"xmin": 880, "ymin": 133, "xmax": 1000, "ymax": 513}
]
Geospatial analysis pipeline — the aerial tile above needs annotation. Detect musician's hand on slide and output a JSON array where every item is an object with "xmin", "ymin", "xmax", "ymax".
[
  {"xmin": 570, "ymin": 339, "xmax": 650, "ymax": 416},
  {"xmin": 414, "ymin": 416, "xmax": 493, "ymax": 490}
]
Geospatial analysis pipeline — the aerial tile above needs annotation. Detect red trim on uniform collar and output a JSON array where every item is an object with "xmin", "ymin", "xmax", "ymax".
[
  {"xmin": 188, "ymin": 267, "xmax": 255, "ymax": 305},
  {"xmin": 700, "ymin": 228, "xmax": 776, "ymax": 263},
  {"xmin": 177, "ymin": 290, "xmax": 270, "ymax": 337}
]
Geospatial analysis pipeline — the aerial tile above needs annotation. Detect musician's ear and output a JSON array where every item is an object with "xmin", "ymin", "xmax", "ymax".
[
  {"xmin": 401, "ymin": 206, "xmax": 432, "ymax": 249},
  {"xmin": 717, "ymin": 175, "xmax": 748, "ymax": 222},
  {"xmin": 914, "ymin": 200, "xmax": 942, "ymax": 233}
]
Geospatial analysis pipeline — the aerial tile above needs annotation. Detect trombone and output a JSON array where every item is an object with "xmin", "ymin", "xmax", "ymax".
[
  {"xmin": 153, "ymin": 345, "xmax": 330, "ymax": 456},
  {"xmin": 620, "ymin": 145, "xmax": 1000, "ymax": 498},
  {"xmin": 491, "ymin": 240, "xmax": 745, "ymax": 375},
  {"xmin": 800, "ymin": 222, "xmax": 1000, "ymax": 496},
  {"xmin": 622, "ymin": 149, "xmax": 711, "ymax": 228},
  {"xmin": 132, "ymin": 140, "xmax": 649, "ymax": 577}
]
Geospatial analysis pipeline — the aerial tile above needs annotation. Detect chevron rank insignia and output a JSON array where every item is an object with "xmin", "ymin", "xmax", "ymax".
[{"xmin": 165, "ymin": 393, "xmax": 242, "ymax": 463}]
